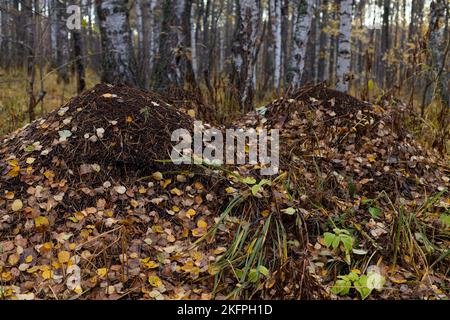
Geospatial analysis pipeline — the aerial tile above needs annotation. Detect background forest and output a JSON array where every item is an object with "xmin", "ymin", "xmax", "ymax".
[
  {"xmin": 0, "ymin": 0, "xmax": 448, "ymax": 147},
  {"xmin": 0, "ymin": 0, "xmax": 448, "ymax": 301}
]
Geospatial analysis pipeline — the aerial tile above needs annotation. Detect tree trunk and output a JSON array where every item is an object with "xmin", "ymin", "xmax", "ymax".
[
  {"xmin": 428, "ymin": 0, "xmax": 449, "ymax": 109},
  {"xmin": 336, "ymin": 0, "xmax": 353, "ymax": 92},
  {"xmin": 73, "ymin": 30, "xmax": 86, "ymax": 93},
  {"xmin": 230, "ymin": 0, "xmax": 262, "ymax": 112},
  {"xmin": 55, "ymin": 0, "xmax": 69, "ymax": 83},
  {"xmin": 48, "ymin": 0, "xmax": 58, "ymax": 69},
  {"xmin": 287, "ymin": 0, "xmax": 313, "ymax": 88},
  {"xmin": 152, "ymin": 0, "xmax": 187, "ymax": 91},
  {"xmin": 190, "ymin": 1, "xmax": 198, "ymax": 79},
  {"xmin": 96, "ymin": 0, "xmax": 138, "ymax": 86},
  {"xmin": 270, "ymin": 0, "xmax": 282, "ymax": 90}
]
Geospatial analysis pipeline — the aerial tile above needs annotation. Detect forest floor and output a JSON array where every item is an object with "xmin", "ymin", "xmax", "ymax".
[{"xmin": 0, "ymin": 83, "xmax": 448, "ymax": 300}]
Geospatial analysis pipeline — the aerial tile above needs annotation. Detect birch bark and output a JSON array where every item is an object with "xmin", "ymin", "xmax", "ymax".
[
  {"xmin": 96, "ymin": 0, "xmax": 138, "ymax": 86},
  {"xmin": 336, "ymin": 0, "xmax": 353, "ymax": 92},
  {"xmin": 287, "ymin": 0, "xmax": 314, "ymax": 88}
]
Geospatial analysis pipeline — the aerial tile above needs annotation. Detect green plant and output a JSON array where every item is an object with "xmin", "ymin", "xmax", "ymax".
[
  {"xmin": 323, "ymin": 228, "xmax": 354, "ymax": 264},
  {"xmin": 331, "ymin": 268, "xmax": 385, "ymax": 300}
]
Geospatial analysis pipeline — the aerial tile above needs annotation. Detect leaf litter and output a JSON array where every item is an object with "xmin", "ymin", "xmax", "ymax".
[{"xmin": 0, "ymin": 83, "xmax": 448, "ymax": 300}]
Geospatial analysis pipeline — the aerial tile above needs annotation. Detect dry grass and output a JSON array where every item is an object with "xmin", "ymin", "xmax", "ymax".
[{"xmin": 0, "ymin": 68, "xmax": 99, "ymax": 135}]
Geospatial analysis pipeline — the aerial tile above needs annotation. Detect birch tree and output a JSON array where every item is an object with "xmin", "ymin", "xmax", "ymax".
[
  {"xmin": 96, "ymin": 0, "xmax": 138, "ymax": 86},
  {"xmin": 55, "ymin": 0, "xmax": 69, "ymax": 83},
  {"xmin": 269, "ymin": 0, "xmax": 282, "ymax": 90},
  {"xmin": 335, "ymin": 0, "xmax": 353, "ymax": 92},
  {"xmin": 287, "ymin": 0, "xmax": 314, "ymax": 89},
  {"xmin": 230, "ymin": 0, "xmax": 262, "ymax": 112}
]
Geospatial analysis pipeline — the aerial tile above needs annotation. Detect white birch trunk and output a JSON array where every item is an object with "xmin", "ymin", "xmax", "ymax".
[
  {"xmin": 335, "ymin": 0, "xmax": 353, "ymax": 92},
  {"xmin": 288, "ymin": 0, "xmax": 314, "ymax": 88},
  {"xmin": 146, "ymin": 0, "xmax": 158, "ymax": 72},
  {"xmin": 96, "ymin": 0, "xmax": 138, "ymax": 86},
  {"xmin": 48, "ymin": 0, "xmax": 58, "ymax": 67},
  {"xmin": 231, "ymin": 0, "xmax": 262, "ymax": 111},
  {"xmin": 270, "ymin": 0, "xmax": 282, "ymax": 90}
]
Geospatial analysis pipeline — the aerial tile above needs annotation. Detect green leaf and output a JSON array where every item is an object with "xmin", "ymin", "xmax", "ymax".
[
  {"xmin": 440, "ymin": 214, "xmax": 450, "ymax": 227},
  {"xmin": 282, "ymin": 207, "xmax": 296, "ymax": 215},
  {"xmin": 248, "ymin": 269, "xmax": 259, "ymax": 283},
  {"xmin": 251, "ymin": 179, "xmax": 271, "ymax": 196},
  {"xmin": 258, "ymin": 265, "xmax": 269, "ymax": 277},
  {"xmin": 331, "ymin": 279, "xmax": 351, "ymax": 295},
  {"xmin": 354, "ymin": 275, "xmax": 372, "ymax": 300},
  {"xmin": 368, "ymin": 207, "xmax": 381, "ymax": 219},
  {"xmin": 323, "ymin": 232, "xmax": 335, "ymax": 247},
  {"xmin": 340, "ymin": 235, "xmax": 354, "ymax": 253},
  {"xmin": 348, "ymin": 272, "xmax": 359, "ymax": 282},
  {"xmin": 332, "ymin": 235, "xmax": 341, "ymax": 250},
  {"xmin": 25, "ymin": 145, "xmax": 35, "ymax": 152},
  {"xmin": 251, "ymin": 184, "xmax": 261, "ymax": 196},
  {"xmin": 235, "ymin": 269, "xmax": 244, "ymax": 280},
  {"xmin": 333, "ymin": 228, "xmax": 350, "ymax": 235},
  {"xmin": 242, "ymin": 177, "xmax": 257, "ymax": 185}
]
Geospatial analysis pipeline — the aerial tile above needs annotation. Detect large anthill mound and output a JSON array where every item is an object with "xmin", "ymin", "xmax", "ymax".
[
  {"xmin": 0, "ymin": 84, "xmax": 238, "ymax": 300},
  {"xmin": 244, "ymin": 83, "xmax": 448, "ymax": 199},
  {"xmin": 2, "ymin": 83, "xmax": 194, "ymax": 180}
]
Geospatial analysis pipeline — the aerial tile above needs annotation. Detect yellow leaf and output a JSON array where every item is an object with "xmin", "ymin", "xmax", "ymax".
[
  {"xmin": 130, "ymin": 199, "xmax": 139, "ymax": 208},
  {"xmin": 12, "ymin": 199, "xmax": 23, "ymax": 212},
  {"xmin": 170, "ymin": 188, "xmax": 183, "ymax": 196},
  {"xmin": 43, "ymin": 170, "xmax": 55, "ymax": 180},
  {"xmin": 57, "ymin": 251, "xmax": 70, "ymax": 264},
  {"xmin": 186, "ymin": 209, "xmax": 196, "ymax": 218},
  {"xmin": 225, "ymin": 187, "xmax": 236, "ymax": 194},
  {"xmin": 42, "ymin": 270, "xmax": 53, "ymax": 280},
  {"xmin": 162, "ymin": 179, "xmax": 172, "ymax": 189},
  {"xmin": 1, "ymin": 272, "xmax": 12, "ymax": 281},
  {"xmin": 126, "ymin": 116, "xmax": 133, "ymax": 123},
  {"xmin": 192, "ymin": 228, "xmax": 202, "ymax": 237},
  {"xmin": 138, "ymin": 187, "xmax": 147, "ymax": 194},
  {"xmin": 96, "ymin": 268, "xmax": 108, "ymax": 278},
  {"xmin": 367, "ymin": 154, "xmax": 376, "ymax": 162},
  {"xmin": 25, "ymin": 255, "xmax": 33, "ymax": 263},
  {"xmin": 140, "ymin": 259, "xmax": 159, "ymax": 269},
  {"xmin": 152, "ymin": 225, "xmax": 164, "ymax": 233},
  {"xmin": 35, "ymin": 216, "xmax": 49, "ymax": 228},
  {"xmin": 26, "ymin": 157, "xmax": 35, "ymax": 164},
  {"xmin": 197, "ymin": 219, "xmax": 207, "ymax": 229},
  {"xmin": 148, "ymin": 275, "xmax": 162, "ymax": 287},
  {"xmin": 42, "ymin": 242, "xmax": 53, "ymax": 251},
  {"xmin": 187, "ymin": 109, "xmax": 196, "ymax": 118},
  {"xmin": 351, "ymin": 269, "xmax": 361, "ymax": 275}
]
